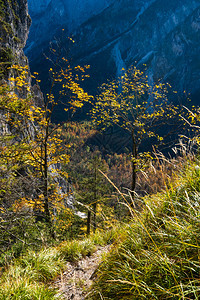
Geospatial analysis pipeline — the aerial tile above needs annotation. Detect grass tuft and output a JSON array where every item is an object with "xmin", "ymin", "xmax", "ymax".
[
  {"xmin": 0, "ymin": 265, "xmax": 58, "ymax": 299},
  {"xmin": 18, "ymin": 248, "xmax": 64, "ymax": 282},
  {"xmin": 59, "ymin": 238, "xmax": 96, "ymax": 262}
]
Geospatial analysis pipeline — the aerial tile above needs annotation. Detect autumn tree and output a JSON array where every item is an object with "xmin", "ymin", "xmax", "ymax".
[
  {"xmin": 0, "ymin": 65, "xmax": 34, "ymax": 193},
  {"xmin": 0, "ymin": 58, "xmax": 91, "ymax": 239},
  {"xmin": 28, "ymin": 57, "xmax": 91, "ymax": 236},
  {"xmin": 0, "ymin": 65, "xmax": 42, "ymax": 251},
  {"xmin": 91, "ymin": 67, "xmax": 183, "ymax": 201}
]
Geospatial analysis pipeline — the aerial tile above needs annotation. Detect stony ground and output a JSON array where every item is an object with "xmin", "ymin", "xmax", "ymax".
[{"xmin": 54, "ymin": 246, "xmax": 110, "ymax": 299}]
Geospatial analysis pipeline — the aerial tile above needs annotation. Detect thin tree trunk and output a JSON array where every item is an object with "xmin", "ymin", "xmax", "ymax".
[
  {"xmin": 93, "ymin": 203, "xmax": 97, "ymax": 233},
  {"xmin": 87, "ymin": 210, "xmax": 91, "ymax": 235},
  {"xmin": 93, "ymin": 159, "xmax": 97, "ymax": 233},
  {"xmin": 43, "ymin": 135, "xmax": 55, "ymax": 239},
  {"xmin": 131, "ymin": 130, "xmax": 137, "ymax": 204}
]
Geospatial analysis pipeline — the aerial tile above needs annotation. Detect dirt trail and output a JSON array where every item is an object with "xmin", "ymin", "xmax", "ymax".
[{"xmin": 54, "ymin": 245, "xmax": 110, "ymax": 299}]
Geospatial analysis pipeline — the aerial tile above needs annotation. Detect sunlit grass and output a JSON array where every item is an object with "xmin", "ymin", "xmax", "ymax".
[
  {"xmin": 2, "ymin": 155, "xmax": 200, "ymax": 299},
  {"xmin": 88, "ymin": 158, "xmax": 200, "ymax": 299},
  {"xmin": 59, "ymin": 239, "xmax": 96, "ymax": 262},
  {"xmin": 0, "ymin": 264, "xmax": 58, "ymax": 299},
  {"xmin": 0, "ymin": 227, "xmax": 120, "ymax": 299},
  {"xmin": 18, "ymin": 248, "xmax": 65, "ymax": 282}
]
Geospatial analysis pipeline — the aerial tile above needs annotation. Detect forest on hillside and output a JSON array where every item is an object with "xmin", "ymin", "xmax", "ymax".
[{"xmin": 1, "ymin": 0, "xmax": 200, "ymax": 299}]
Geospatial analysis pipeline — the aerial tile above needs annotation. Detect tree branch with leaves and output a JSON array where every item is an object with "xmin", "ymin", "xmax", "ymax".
[{"xmin": 91, "ymin": 66, "xmax": 185, "ymax": 202}]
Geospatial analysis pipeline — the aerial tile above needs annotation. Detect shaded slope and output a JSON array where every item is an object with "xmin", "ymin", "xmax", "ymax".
[{"xmin": 27, "ymin": 0, "xmax": 200, "ymax": 102}]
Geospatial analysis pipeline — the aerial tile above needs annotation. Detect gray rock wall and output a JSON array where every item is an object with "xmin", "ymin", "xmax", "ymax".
[
  {"xmin": 0, "ymin": 0, "xmax": 32, "ymax": 135},
  {"xmin": 0, "ymin": 0, "xmax": 31, "ymax": 78}
]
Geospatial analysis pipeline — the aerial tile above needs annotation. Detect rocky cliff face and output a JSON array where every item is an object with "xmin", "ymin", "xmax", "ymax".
[
  {"xmin": 0, "ymin": 0, "xmax": 31, "ymax": 79},
  {"xmin": 0, "ymin": 0, "xmax": 32, "ymax": 136},
  {"xmin": 26, "ymin": 0, "xmax": 200, "ymax": 102}
]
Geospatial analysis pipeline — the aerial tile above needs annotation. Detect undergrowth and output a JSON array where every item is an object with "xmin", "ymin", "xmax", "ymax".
[
  {"xmin": 87, "ymin": 157, "xmax": 200, "ymax": 299},
  {"xmin": 0, "ymin": 226, "xmax": 119, "ymax": 299},
  {"xmin": 1, "ymin": 155, "xmax": 200, "ymax": 299}
]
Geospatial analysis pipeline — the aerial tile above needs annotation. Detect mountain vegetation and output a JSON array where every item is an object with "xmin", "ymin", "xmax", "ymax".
[
  {"xmin": 1, "ymin": 58, "xmax": 200, "ymax": 299},
  {"xmin": 1, "ymin": 0, "xmax": 200, "ymax": 299},
  {"xmin": 88, "ymin": 154, "xmax": 200, "ymax": 299}
]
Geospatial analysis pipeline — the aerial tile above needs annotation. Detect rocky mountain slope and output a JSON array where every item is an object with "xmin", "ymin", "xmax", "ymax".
[
  {"xmin": 26, "ymin": 0, "xmax": 114, "ymax": 61},
  {"xmin": 27, "ymin": 0, "xmax": 200, "ymax": 102},
  {"xmin": 0, "ymin": 0, "xmax": 32, "ymax": 137},
  {"xmin": 0, "ymin": 0, "xmax": 31, "ymax": 79}
]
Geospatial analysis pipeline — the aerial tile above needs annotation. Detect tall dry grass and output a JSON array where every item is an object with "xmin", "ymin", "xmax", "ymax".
[{"xmin": 87, "ymin": 146, "xmax": 200, "ymax": 299}]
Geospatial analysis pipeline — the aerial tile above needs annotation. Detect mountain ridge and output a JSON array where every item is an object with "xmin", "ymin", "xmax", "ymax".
[{"xmin": 26, "ymin": 0, "xmax": 200, "ymax": 102}]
